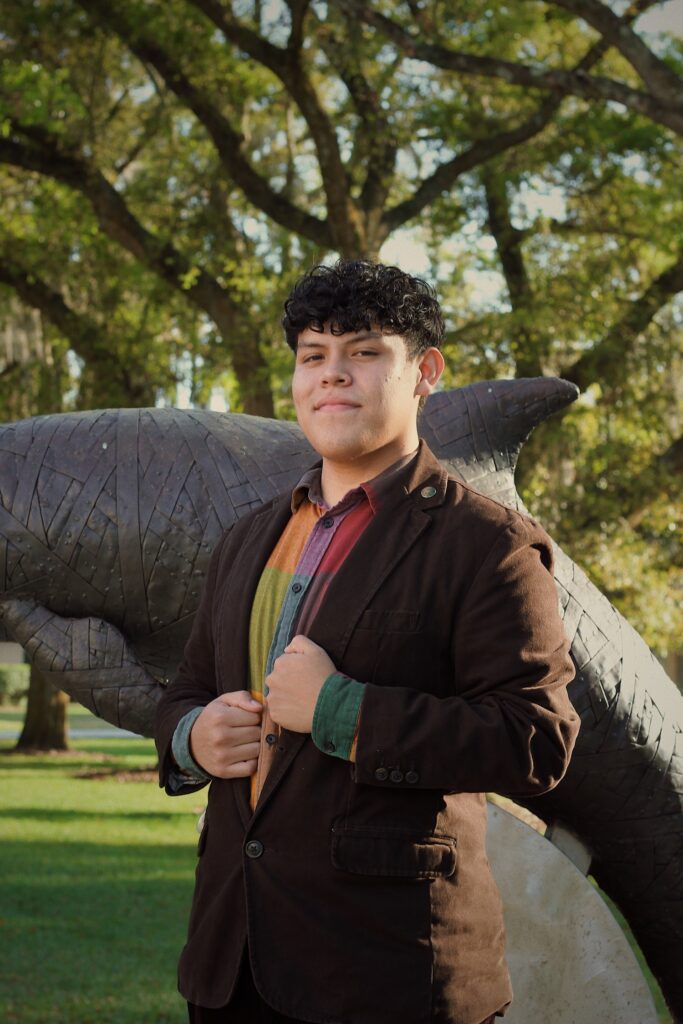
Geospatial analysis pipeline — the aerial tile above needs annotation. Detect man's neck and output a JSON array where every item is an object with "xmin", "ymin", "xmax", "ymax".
[{"xmin": 319, "ymin": 438, "xmax": 419, "ymax": 508}]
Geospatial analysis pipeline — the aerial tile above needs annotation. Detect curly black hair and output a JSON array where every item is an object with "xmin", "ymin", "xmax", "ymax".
[{"xmin": 282, "ymin": 258, "xmax": 444, "ymax": 357}]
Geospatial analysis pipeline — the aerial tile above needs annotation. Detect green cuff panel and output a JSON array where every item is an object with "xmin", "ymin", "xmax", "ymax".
[{"xmin": 312, "ymin": 672, "xmax": 365, "ymax": 761}]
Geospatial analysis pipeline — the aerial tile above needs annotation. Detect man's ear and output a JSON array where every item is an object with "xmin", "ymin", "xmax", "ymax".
[{"xmin": 415, "ymin": 348, "xmax": 445, "ymax": 397}]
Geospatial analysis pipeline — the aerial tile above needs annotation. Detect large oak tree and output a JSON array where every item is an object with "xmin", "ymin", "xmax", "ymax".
[{"xmin": 0, "ymin": 1, "xmax": 681, "ymax": 707}]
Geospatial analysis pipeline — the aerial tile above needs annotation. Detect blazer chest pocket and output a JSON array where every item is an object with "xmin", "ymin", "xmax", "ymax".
[
  {"xmin": 331, "ymin": 825, "xmax": 456, "ymax": 880},
  {"xmin": 350, "ymin": 609, "xmax": 425, "ymax": 689},
  {"xmin": 356, "ymin": 609, "xmax": 420, "ymax": 633}
]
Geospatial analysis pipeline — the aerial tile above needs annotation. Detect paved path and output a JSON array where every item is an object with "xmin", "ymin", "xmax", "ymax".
[{"xmin": 0, "ymin": 728, "xmax": 142, "ymax": 740}]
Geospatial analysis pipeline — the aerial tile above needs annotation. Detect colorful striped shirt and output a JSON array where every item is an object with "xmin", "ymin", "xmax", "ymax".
[{"xmin": 170, "ymin": 448, "xmax": 419, "ymax": 805}]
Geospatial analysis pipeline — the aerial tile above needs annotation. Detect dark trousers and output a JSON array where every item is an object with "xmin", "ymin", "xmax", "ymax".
[
  {"xmin": 187, "ymin": 949, "xmax": 497, "ymax": 1024},
  {"xmin": 187, "ymin": 948, "xmax": 311, "ymax": 1023}
]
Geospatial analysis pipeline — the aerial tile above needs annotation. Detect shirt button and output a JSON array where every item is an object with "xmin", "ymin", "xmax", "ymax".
[
  {"xmin": 405, "ymin": 770, "xmax": 419, "ymax": 784},
  {"xmin": 420, "ymin": 485, "xmax": 437, "ymax": 499},
  {"xmin": 265, "ymin": 733, "xmax": 277, "ymax": 746},
  {"xmin": 324, "ymin": 740, "xmax": 336, "ymax": 753},
  {"xmin": 374, "ymin": 767, "xmax": 389, "ymax": 781},
  {"xmin": 322, "ymin": 516, "xmax": 334, "ymax": 528},
  {"xmin": 292, "ymin": 582, "xmax": 302, "ymax": 593},
  {"xmin": 245, "ymin": 839, "xmax": 264, "ymax": 859},
  {"xmin": 390, "ymin": 769, "xmax": 404, "ymax": 783}
]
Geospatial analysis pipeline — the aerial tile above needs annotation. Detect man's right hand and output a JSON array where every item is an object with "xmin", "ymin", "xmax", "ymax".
[{"xmin": 189, "ymin": 690, "xmax": 263, "ymax": 779}]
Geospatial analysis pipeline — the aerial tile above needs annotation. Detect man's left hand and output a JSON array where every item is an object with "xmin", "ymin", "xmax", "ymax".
[{"xmin": 265, "ymin": 634, "xmax": 336, "ymax": 733}]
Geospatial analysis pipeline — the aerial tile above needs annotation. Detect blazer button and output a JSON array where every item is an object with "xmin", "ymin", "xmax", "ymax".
[
  {"xmin": 374, "ymin": 767, "xmax": 389, "ymax": 781},
  {"xmin": 389, "ymin": 769, "xmax": 404, "ymax": 783},
  {"xmin": 245, "ymin": 839, "xmax": 264, "ymax": 859},
  {"xmin": 265, "ymin": 733, "xmax": 277, "ymax": 746},
  {"xmin": 405, "ymin": 770, "xmax": 419, "ymax": 784}
]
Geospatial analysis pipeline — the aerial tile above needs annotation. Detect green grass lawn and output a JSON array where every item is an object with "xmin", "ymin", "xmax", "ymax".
[
  {"xmin": 0, "ymin": 704, "xmax": 203, "ymax": 1024},
  {"xmin": 0, "ymin": 704, "xmax": 674, "ymax": 1023}
]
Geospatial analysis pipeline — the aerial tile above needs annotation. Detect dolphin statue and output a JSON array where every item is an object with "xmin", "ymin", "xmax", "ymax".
[{"xmin": 0, "ymin": 377, "xmax": 681, "ymax": 1020}]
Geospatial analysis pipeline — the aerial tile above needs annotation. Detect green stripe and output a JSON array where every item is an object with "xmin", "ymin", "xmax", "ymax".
[
  {"xmin": 312, "ymin": 673, "xmax": 366, "ymax": 761},
  {"xmin": 249, "ymin": 565, "xmax": 294, "ymax": 698}
]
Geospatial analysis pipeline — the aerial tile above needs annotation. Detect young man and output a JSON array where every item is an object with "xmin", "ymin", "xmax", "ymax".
[{"xmin": 155, "ymin": 259, "xmax": 580, "ymax": 1024}]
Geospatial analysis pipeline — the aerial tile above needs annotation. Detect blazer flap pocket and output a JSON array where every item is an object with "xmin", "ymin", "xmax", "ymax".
[{"xmin": 331, "ymin": 826, "xmax": 456, "ymax": 879}]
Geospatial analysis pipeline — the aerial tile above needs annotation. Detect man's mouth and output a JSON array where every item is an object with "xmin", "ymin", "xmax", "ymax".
[{"xmin": 316, "ymin": 402, "xmax": 359, "ymax": 411}]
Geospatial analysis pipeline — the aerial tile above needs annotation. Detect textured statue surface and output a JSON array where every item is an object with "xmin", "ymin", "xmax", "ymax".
[{"xmin": 0, "ymin": 377, "xmax": 681, "ymax": 1018}]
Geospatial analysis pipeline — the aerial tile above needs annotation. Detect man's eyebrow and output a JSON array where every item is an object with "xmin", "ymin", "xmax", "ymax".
[{"xmin": 298, "ymin": 331, "xmax": 383, "ymax": 349}]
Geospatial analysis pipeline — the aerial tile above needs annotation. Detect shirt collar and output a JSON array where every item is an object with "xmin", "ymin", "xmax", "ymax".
[{"xmin": 291, "ymin": 446, "xmax": 420, "ymax": 515}]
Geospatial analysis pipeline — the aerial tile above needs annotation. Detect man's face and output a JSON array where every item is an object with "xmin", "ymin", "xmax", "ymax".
[{"xmin": 291, "ymin": 323, "xmax": 427, "ymax": 464}]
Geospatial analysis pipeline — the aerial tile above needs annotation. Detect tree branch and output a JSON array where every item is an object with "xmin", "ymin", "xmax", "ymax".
[
  {"xmin": 563, "ymin": 249, "xmax": 683, "ymax": 392},
  {"xmin": 0, "ymin": 127, "xmax": 239, "ymax": 339},
  {"xmin": 658, "ymin": 435, "xmax": 683, "ymax": 486},
  {"xmin": 0, "ymin": 244, "xmax": 119, "ymax": 370},
  {"xmin": 76, "ymin": 0, "xmax": 332, "ymax": 248},
  {"xmin": 185, "ymin": 0, "xmax": 358, "ymax": 251},
  {"xmin": 548, "ymin": 0, "xmax": 683, "ymax": 102},
  {"xmin": 540, "ymin": 217, "xmax": 652, "ymax": 242},
  {"xmin": 365, "ymin": 3, "xmax": 669, "ymax": 231},
  {"xmin": 113, "ymin": 92, "xmax": 168, "ymax": 176},
  {"xmin": 382, "ymin": 94, "xmax": 563, "ymax": 231},
  {"xmin": 338, "ymin": 0, "xmax": 683, "ymax": 137},
  {"xmin": 482, "ymin": 167, "xmax": 543, "ymax": 378},
  {"xmin": 573, "ymin": 433, "xmax": 683, "ymax": 532},
  {"xmin": 313, "ymin": 11, "xmax": 397, "ymax": 225},
  {"xmin": 286, "ymin": 0, "xmax": 311, "ymax": 52}
]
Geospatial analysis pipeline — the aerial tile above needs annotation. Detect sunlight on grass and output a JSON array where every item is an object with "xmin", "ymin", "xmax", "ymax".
[
  {"xmin": 1, "ymin": 708, "xmax": 674, "ymax": 1023},
  {"xmin": 0, "ymin": 731, "xmax": 205, "ymax": 1024}
]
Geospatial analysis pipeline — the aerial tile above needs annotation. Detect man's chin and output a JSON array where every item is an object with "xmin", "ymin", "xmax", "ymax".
[{"xmin": 305, "ymin": 434, "xmax": 370, "ymax": 463}]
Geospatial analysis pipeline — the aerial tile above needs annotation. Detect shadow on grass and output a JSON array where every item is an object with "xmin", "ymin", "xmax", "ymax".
[
  {"xmin": 0, "ymin": 741, "xmax": 157, "ymax": 763},
  {"xmin": 0, "ymin": 760, "xmax": 158, "ymax": 777},
  {"xmin": 0, "ymin": 839, "xmax": 200, "ymax": 1024},
  {"xmin": 0, "ymin": 807, "xmax": 177, "ymax": 822}
]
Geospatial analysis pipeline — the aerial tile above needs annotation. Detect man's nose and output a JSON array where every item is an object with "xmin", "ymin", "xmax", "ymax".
[{"xmin": 320, "ymin": 361, "xmax": 351, "ymax": 385}]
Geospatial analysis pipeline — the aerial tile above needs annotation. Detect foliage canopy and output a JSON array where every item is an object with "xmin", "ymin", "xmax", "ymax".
[{"xmin": 0, "ymin": 0, "xmax": 681, "ymax": 648}]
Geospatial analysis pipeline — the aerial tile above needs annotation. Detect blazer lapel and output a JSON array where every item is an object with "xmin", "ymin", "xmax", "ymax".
[
  {"xmin": 311, "ymin": 505, "xmax": 430, "ymax": 666},
  {"xmin": 313, "ymin": 439, "xmax": 448, "ymax": 664}
]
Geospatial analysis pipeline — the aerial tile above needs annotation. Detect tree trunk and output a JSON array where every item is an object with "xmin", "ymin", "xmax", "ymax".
[
  {"xmin": 232, "ymin": 331, "xmax": 275, "ymax": 418},
  {"xmin": 16, "ymin": 665, "xmax": 69, "ymax": 751},
  {"xmin": 482, "ymin": 168, "xmax": 544, "ymax": 379}
]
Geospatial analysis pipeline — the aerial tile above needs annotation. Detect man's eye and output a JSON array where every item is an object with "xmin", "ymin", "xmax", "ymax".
[
  {"xmin": 302, "ymin": 354, "xmax": 323, "ymax": 362},
  {"xmin": 355, "ymin": 350, "xmax": 377, "ymax": 356}
]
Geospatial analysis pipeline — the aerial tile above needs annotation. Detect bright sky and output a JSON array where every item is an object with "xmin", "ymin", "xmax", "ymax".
[{"xmin": 636, "ymin": 1, "xmax": 681, "ymax": 33}]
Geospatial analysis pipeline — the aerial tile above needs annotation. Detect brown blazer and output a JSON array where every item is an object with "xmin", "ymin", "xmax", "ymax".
[{"xmin": 155, "ymin": 440, "xmax": 579, "ymax": 1024}]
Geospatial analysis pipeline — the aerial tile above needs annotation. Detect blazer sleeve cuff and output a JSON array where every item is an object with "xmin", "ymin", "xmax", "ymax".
[{"xmin": 166, "ymin": 706, "xmax": 212, "ymax": 794}]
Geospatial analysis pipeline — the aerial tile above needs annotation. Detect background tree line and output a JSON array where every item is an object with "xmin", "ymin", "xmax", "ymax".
[{"xmin": 0, "ymin": 0, "xmax": 681, "ymax": 746}]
